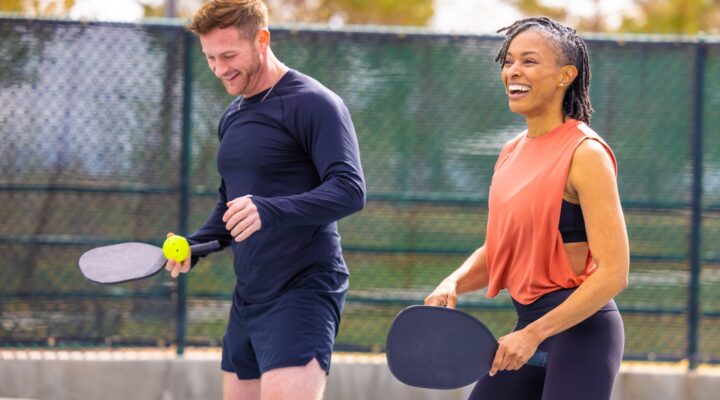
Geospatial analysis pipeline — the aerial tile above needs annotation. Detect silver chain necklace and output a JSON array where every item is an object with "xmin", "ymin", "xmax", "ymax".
[{"xmin": 237, "ymin": 76, "xmax": 280, "ymax": 111}]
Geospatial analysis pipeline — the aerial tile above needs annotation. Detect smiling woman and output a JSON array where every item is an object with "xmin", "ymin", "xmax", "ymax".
[
  {"xmin": 495, "ymin": 17, "xmax": 593, "ymax": 134},
  {"xmin": 425, "ymin": 16, "xmax": 629, "ymax": 400}
]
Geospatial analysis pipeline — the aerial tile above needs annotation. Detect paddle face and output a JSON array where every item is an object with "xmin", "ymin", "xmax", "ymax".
[
  {"xmin": 386, "ymin": 305, "xmax": 548, "ymax": 390},
  {"xmin": 78, "ymin": 240, "xmax": 221, "ymax": 285},
  {"xmin": 79, "ymin": 242, "xmax": 165, "ymax": 284},
  {"xmin": 386, "ymin": 305, "xmax": 498, "ymax": 389}
]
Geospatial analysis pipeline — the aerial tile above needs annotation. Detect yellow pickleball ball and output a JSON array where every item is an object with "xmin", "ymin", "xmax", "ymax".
[{"xmin": 163, "ymin": 235, "xmax": 190, "ymax": 262}]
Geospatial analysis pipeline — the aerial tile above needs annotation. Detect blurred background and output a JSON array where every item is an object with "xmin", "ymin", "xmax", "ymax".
[
  {"xmin": 1, "ymin": 0, "xmax": 719, "ymax": 371},
  {"xmin": 2, "ymin": 0, "xmax": 720, "ymax": 33}
]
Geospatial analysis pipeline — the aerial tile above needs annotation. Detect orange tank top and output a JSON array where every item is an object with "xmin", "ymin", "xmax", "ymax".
[{"xmin": 485, "ymin": 119, "xmax": 617, "ymax": 305}]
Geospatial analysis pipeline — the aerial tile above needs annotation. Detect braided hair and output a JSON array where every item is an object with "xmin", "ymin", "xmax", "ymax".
[{"xmin": 495, "ymin": 17, "xmax": 593, "ymax": 124}]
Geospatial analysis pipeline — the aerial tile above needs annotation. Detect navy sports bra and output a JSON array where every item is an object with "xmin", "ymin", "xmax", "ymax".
[{"xmin": 559, "ymin": 200, "xmax": 587, "ymax": 243}]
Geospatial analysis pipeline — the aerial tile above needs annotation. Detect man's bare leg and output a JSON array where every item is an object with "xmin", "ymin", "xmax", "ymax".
[
  {"xmin": 260, "ymin": 358, "xmax": 326, "ymax": 400},
  {"xmin": 223, "ymin": 372, "xmax": 260, "ymax": 400}
]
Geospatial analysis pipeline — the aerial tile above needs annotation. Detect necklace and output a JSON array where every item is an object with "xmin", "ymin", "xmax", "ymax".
[{"xmin": 237, "ymin": 75, "xmax": 280, "ymax": 111}]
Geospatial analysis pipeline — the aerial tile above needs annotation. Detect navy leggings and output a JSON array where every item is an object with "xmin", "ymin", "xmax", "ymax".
[{"xmin": 469, "ymin": 288, "xmax": 624, "ymax": 400}]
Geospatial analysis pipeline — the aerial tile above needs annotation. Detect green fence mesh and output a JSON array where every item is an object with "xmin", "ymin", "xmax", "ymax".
[{"xmin": 1, "ymin": 18, "xmax": 719, "ymax": 364}]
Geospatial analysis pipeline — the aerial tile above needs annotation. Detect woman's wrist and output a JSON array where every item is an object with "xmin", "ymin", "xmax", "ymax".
[
  {"xmin": 443, "ymin": 276, "xmax": 460, "ymax": 291},
  {"xmin": 524, "ymin": 321, "xmax": 550, "ymax": 345}
]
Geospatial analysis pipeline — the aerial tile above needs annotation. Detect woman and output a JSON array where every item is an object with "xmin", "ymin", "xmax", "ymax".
[{"xmin": 425, "ymin": 17, "xmax": 628, "ymax": 399}]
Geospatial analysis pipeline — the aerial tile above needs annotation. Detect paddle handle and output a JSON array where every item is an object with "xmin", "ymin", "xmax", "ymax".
[
  {"xmin": 527, "ymin": 351, "xmax": 548, "ymax": 367},
  {"xmin": 189, "ymin": 240, "xmax": 222, "ymax": 256}
]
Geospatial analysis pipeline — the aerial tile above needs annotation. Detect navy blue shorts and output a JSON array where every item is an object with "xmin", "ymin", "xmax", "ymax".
[
  {"xmin": 469, "ymin": 288, "xmax": 624, "ymax": 400},
  {"xmin": 221, "ymin": 269, "xmax": 348, "ymax": 380}
]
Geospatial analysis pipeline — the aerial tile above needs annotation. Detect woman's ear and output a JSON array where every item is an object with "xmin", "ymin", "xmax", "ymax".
[{"xmin": 559, "ymin": 65, "xmax": 578, "ymax": 87}]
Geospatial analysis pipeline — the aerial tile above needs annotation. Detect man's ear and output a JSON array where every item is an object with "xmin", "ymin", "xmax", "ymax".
[
  {"xmin": 559, "ymin": 65, "xmax": 578, "ymax": 87},
  {"xmin": 256, "ymin": 28, "xmax": 270, "ymax": 52}
]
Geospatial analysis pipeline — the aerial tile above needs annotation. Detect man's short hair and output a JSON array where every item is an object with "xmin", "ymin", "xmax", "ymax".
[{"xmin": 188, "ymin": 0, "xmax": 269, "ymax": 39}]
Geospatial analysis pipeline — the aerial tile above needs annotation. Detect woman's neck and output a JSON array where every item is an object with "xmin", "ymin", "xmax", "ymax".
[{"xmin": 525, "ymin": 111, "xmax": 566, "ymax": 138}]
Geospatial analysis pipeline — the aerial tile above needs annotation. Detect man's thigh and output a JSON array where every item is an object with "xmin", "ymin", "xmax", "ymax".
[
  {"xmin": 223, "ymin": 372, "xmax": 260, "ymax": 400},
  {"xmin": 260, "ymin": 358, "xmax": 326, "ymax": 400},
  {"xmin": 224, "ymin": 270, "xmax": 348, "ymax": 379},
  {"xmin": 247, "ymin": 270, "xmax": 347, "ymax": 375}
]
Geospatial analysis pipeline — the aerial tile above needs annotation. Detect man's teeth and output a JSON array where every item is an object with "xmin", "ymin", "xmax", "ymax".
[{"xmin": 508, "ymin": 84, "xmax": 530, "ymax": 93}]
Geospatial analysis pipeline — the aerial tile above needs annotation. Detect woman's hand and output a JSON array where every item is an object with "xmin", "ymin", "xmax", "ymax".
[
  {"xmin": 489, "ymin": 328, "xmax": 544, "ymax": 376},
  {"xmin": 424, "ymin": 279, "xmax": 459, "ymax": 308}
]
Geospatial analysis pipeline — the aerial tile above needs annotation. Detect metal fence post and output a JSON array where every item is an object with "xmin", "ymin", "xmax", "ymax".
[
  {"xmin": 176, "ymin": 28, "xmax": 194, "ymax": 357},
  {"xmin": 688, "ymin": 39, "xmax": 706, "ymax": 370}
]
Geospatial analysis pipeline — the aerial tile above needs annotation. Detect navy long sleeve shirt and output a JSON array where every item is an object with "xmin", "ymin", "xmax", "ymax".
[{"xmin": 189, "ymin": 69, "xmax": 366, "ymax": 303}]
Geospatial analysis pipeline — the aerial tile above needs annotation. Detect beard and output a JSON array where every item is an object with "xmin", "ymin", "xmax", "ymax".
[{"xmin": 224, "ymin": 52, "xmax": 263, "ymax": 97}]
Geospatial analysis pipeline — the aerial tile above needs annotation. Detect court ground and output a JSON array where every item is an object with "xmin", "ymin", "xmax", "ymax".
[{"xmin": 1, "ymin": 349, "xmax": 718, "ymax": 400}]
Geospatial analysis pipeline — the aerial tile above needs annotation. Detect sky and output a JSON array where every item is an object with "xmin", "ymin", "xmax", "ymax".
[
  {"xmin": 430, "ymin": 0, "xmax": 638, "ymax": 33},
  {"xmin": 68, "ymin": 0, "xmax": 152, "ymax": 21},
  {"xmin": 60, "ymin": 0, "xmax": 638, "ymax": 31},
  {"xmin": 67, "ymin": 0, "xmax": 201, "ymax": 21},
  {"xmin": 541, "ymin": 0, "xmax": 637, "ymax": 29}
]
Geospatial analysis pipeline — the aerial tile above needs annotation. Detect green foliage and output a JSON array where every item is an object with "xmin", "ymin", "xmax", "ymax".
[
  {"xmin": 142, "ymin": 4, "xmax": 167, "ymax": 18},
  {"xmin": 0, "ymin": 0, "xmax": 75, "ymax": 16},
  {"xmin": 322, "ymin": 0, "xmax": 434, "ymax": 26},
  {"xmin": 0, "ymin": 0, "xmax": 25, "ymax": 13},
  {"xmin": 513, "ymin": 0, "xmax": 720, "ymax": 34},
  {"xmin": 620, "ymin": 0, "xmax": 720, "ymax": 34},
  {"xmin": 512, "ymin": 0, "xmax": 610, "ymax": 32},
  {"xmin": 513, "ymin": 0, "xmax": 568, "ymax": 22},
  {"xmin": 268, "ymin": 0, "xmax": 434, "ymax": 26}
]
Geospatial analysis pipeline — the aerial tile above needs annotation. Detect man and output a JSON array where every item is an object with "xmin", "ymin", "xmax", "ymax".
[{"xmin": 164, "ymin": 1, "xmax": 366, "ymax": 399}]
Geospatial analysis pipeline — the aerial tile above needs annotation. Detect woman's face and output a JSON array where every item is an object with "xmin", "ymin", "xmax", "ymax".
[{"xmin": 501, "ymin": 30, "xmax": 569, "ymax": 119}]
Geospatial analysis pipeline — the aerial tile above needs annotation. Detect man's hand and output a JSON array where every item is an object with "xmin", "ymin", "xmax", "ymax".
[
  {"xmin": 164, "ymin": 232, "xmax": 192, "ymax": 278},
  {"xmin": 223, "ymin": 195, "xmax": 262, "ymax": 242}
]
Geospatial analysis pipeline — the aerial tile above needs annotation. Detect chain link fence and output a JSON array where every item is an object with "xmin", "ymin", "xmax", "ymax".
[{"xmin": 1, "ymin": 17, "xmax": 719, "ymax": 365}]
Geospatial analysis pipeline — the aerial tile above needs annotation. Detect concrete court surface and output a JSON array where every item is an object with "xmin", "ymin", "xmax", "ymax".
[{"xmin": 1, "ymin": 350, "xmax": 719, "ymax": 400}]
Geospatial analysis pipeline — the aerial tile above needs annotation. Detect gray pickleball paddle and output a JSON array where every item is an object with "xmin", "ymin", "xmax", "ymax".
[{"xmin": 78, "ymin": 240, "xmax": 221, "ymax": 285}]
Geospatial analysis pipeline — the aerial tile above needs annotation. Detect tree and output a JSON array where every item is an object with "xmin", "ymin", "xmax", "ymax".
[
  {"xmin": 0, "ymin": 0, "xmax": 75, "ymax": 16},
  {"xmin": 1, "ymin": 0, "xmax": 434, "ymax": 27},
  {"xmin": 513, "ymin": 0, "xmax": 618, "ymax": 33},
  {"xmin": 513, "ymin": 0, "xmax": 568, "ymax": 22},
  {"xmin": 266, "ymin": 0, "xmax": 434, "ymax": 26},
  {"xmin": 619, "ymin": 0, "xmax": 720, "ymax": 34},
  {"xmin": 513, "ymin": 0, "xmax": 720, "ymax": 34}
]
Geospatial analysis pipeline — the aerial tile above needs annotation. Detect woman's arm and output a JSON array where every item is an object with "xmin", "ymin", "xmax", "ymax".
[
  {"xmin": 490, "ymin": 139, "xmax": 629, "ymax": 375},
  {"xmin": 424, "ymin": 244, "xmax": 490, "ymax": 308}
]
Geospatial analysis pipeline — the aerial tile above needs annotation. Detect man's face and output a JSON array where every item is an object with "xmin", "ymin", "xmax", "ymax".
[{"xmin": 199, "ymin": 27, "xmax": 261, "ymax": 96}]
